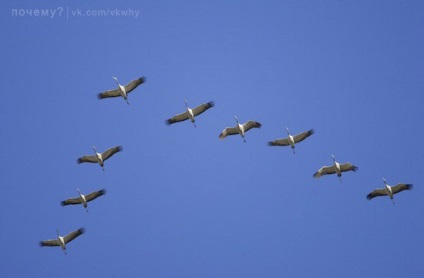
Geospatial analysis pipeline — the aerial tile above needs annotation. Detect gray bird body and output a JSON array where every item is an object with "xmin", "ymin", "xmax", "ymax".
[
  {"xmin": 98, "ymin": 76, "xmax": 146, "ymax": 104},
  {"xmin": 367, "ymin": 179, "xmax": 413, "ymax": 204},
  {"xmin": 39, "ymin": 228, "xmax": 85, "ymax": 254}
]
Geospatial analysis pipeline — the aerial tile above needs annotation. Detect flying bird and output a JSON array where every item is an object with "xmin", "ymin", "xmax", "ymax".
[
  {"xmin": 39, "ymin": 227, "xmax": 85, "ymax": 255},
  {"xmin": 165, "ymin": 100, "xmax": 215, "ymax": 127},
  {"xmin": 366, "ymin": 178, "xmax": 413, "ymax": 204},
  {"xmin": 313, "ymin": 155, "xmax": 358, "ymax": 183},
  {"xmin": 77, "ymin": 146, "xmax": 123, "ymax": 171},
  {"xmin": 61, "ymin": 189, "xmax": 106, "ymax": 212},
  {"xmin": 219, "ymin": 116, "xmax": 261, "ymax": 142},
  {"xmin": 267, "ymin": 128, "xmax": 314, "ymax": 153},
  {"xmin": 97, "ymin": 76, "xmax": 146, "ymax": 104}
]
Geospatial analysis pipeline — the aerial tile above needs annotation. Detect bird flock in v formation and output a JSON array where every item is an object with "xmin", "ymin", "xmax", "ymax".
[{"xmin": 39, "ymin": 75, "xmax": 413, "ymax": 254}]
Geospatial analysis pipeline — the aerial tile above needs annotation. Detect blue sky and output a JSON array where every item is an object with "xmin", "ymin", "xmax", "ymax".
[{"xmin": 1, "ymin": 0, "xmax": 424, "ymax": 277}]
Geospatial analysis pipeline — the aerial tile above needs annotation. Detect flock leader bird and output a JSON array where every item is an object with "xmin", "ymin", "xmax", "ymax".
[
  {"xmin": 40, "ymin": 73, "xmax": 414, "ymax": 255},
  {"xmin": 267, "ymin": 128, "xmax": 314, "ymax": 153},
  {"xmin": 97, "ymin": 76, "xmax": 146, "ymax": 105},
  {"xmin": 366, "ymin": 178, "xmax": 413, "ymax": 204},
  {"xmin": 77, "ymin": 146, "xmax": 123, "ymax": 171},
  {"xmin": 165, "ymin": 100, "xmax": 215, "ymax": 127},
  {"xmin": 39, "ymin": 227, "xmax": 85, "ymax": 255},
  {"xmin": 61, "ymin": 189, "xmax": 106, "ymax": 212},
  {"xmin": 219, "ymin": 116, "xmax": 262, "ymax": 142}
]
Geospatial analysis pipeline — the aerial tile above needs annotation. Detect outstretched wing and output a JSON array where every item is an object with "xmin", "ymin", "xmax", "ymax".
[
  {"xmin": 77, "ymin": 155, "xmax": 98, "ymax": 164},
  {"xmin": 64, "ymin": 227, "xmax": 85, "ymax": 244},
  {"xmin": 85, "ymin": 189, "xmax": 107, "ymax": 202},
  {"xmin": 391, "ymin": 183, "xmax": 413, "ymax": 194},
  {"xmin": 313, "ymin": 165, "xmax": 337, "ymax": 178},
  {"xmin": 124, "ymin": 76, "xmax": 146, "ymax": 93},
  {"xmin": 101, "ymin": 146, "xmax": 123, "ymax": 161},
  {"xmin": 219, "ymin": 126, "xmax": 239, "ymax": 139},
  {"xmin": 243, "ymin": 121, "xmax": 261, "ymax": 132},
  {"xmin": 39, "ymin": 239, "xmax": 60, "ymax": 247},
  {"xmin": 97, "ymin": 89, "xmax": 121, "ymax": 100},
  {"xmin": 293, "ymin": 129, "xmax": 314, "ymax": 143},
  {"xmin": 340, "ymin": 163, "xmax": 358, "ymax": 173},
  {"xmin": 192, "ymin": 101, "xmax": 215, "ymax": 116},
  {"xmin": 366, "ymin": 188, "xmax": 387, "ymax": 200},
  {"xmin": 61, "ymin": 197, "xmax": 81, "ymax": 206},
  {"xmin": 267, "ymin": 138, "xmax": 290, "ymax": 146},
  {"xmin": 165, "ymin": 111, "xmax": 190, "ymax": 125}
]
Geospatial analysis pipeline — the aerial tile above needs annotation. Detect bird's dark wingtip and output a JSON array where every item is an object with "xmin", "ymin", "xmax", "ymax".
[
  {"xmin": 100, "ymin": 189, "xmax": 107, "ymax": 195},
  {"xmin": 353, "ymin": 166, "xmax": 359, "ymax": 172},
  {"xmin": 79, "ymin": 227, "xmax": 86, "ymax": 234},
  {"xmin": 39, "ymin": 241, "xmax": 45, "ymax": 247},
  {"xmin": 139, "ymin": 76, "xmax": 147, "ymax": 83},
  {"xmin": 209, "ymin": 100, "xmax": 215, "ymax": 107},
  {"xmin": 165, "ymin": 119, "xmax": 172, "ymax": 126},
  {"xmin": 366, "ymin": 194, "xmax": 373, "ymax": 200},
  {"xmin": 97, "ymin": 93, "xmax": 104, "ymax": 100},
  {"xmin": 117, "ymin": 146, "xmax": 123, "ymax": 152},
  {"xmin": 76, "ymin": 158, "xmax": 82, "ymax": 164},
  {"xmin": 310, "ymin": 129, "xmax": 315, "ymax": 134},
  {"xmin": 60, "ymin": 201, "xmax": 66, "ymax": 207},
  {"xmin": 257, "ymin": 122, "xmax": 262, "ymax": 128},
  {"xmin": 267, "ymin": 142, "xmax": 273, "ymax": 146},
  {"xmin": 407, "ymin": 184, "xmax": 413, "ymax": 190}
]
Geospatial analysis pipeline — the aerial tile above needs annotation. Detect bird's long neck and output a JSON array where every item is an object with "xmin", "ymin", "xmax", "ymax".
[{"xmin": 384, "ymin": 180, "xmax": 389, "ymax": 189}]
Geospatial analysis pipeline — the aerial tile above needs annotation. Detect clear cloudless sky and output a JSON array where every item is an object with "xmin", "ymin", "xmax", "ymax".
[{"xmin": 1, "ymin": 0, "xmax": 423, "ymax": 277}]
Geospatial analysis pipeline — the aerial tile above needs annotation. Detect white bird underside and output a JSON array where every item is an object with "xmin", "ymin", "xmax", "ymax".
[
  {"xmin": 165, "ymin": 101, "xmax": 215, "ymax": 125},
  {"xmin": 77, "ymin": 146, "xmax": 123, "ymax": 164},
  {"xmin": 219, "ymin": 120, "xmax": 262, "ymax": 139},
  {"xmin": 367, "ymin": 183, "xmax": 413, "ymax": 200},
  {"xmin": 313, "ymin": 163, "xmax": 358, "ymax": 178},
  {"xmin": 61, "ymin": 189, "xmax": 106, "ymax": 206},
  {"xmin": 268, "ymin": 129, "xmax": 314, "ymax": 146},
  {"xmin": 39, "ymin": 228, "xmax": 85, "ymax": 247},
  {"xmin": 97, "ymin": 76, "xmax": 146, "ymax": 99}
]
